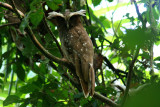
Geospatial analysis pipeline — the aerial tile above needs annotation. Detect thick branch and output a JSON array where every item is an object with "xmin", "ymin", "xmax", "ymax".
[
  {"xmin": 26, "ymin": 25, "xmax": 74, "ymax": 70},
  {"xmin": 49, "ymin": 61, "xmax": 118, "ymax": 107},
  {"xmin": 94, "ymin": 92, "xmax": 119, "ymax": 107}
]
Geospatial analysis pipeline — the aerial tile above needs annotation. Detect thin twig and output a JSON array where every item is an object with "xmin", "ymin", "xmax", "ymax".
[
  {"xmin": 43, "ymin": 17, "xmax": 64, "ymax": 57},
  {"xmin": 0, "ymin": 2, "xmax": 24, "ymax": 17},
  {"xmin": 85, "ymin": 0, "xmax": 91, "ymax": 24},
  {"xmin": 133, "ymin": 0, "xmax": 146, "ymax": 28},
  {"xmin": 0, "ymin": 2, "xmax": 14, "ymax": 12},
  {"xmin": 133, "ymin": 0, "xmax": 143, "ymax": 22},
  {"xmin": 0, "ymin": 22, "xmax": 20, "ymax": 28},
  {"xmin": 41, "ymin": 3, "xmax": 63, "ymax": 57},
  {"xmin": 10, "ymin": 0, "xmax": 22, "ymax": 19},
  {"xmin": 100, "ymin": 68, "xmax": 105, "ymax": 87},
  {"xmin": 103, "ymin": 56, "xmax": 126, "ymax": 85}
]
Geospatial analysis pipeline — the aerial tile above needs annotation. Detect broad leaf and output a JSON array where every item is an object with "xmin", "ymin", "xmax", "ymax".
[
  {"xmin": 3, "ymin": 95, "xmax": 20, "ymax": 106},
  {"xmin": 30, "ymin": 9, "xmax": 43, "ymax": 27}
]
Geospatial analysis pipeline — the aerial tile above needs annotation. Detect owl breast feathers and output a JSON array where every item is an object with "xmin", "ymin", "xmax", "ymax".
[{"xmin": 48, "ymin": 9, "xmax": 95, "ymax": 98}]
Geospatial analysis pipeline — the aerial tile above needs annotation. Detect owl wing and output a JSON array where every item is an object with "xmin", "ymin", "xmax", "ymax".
[{"xmin": 69, "ymin": 25, "xmax": 95, "ymax": 97}]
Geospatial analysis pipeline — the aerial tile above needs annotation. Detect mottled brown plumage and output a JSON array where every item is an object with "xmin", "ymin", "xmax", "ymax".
[{"xmin": 48, "ymin": 9, "xmax": 95, "ymax": 98}]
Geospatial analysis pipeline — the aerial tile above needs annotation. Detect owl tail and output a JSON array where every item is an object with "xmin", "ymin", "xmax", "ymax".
[
  {"xmin": 75, "ymin": 55, "xmax": 95, "ymax": 98},
  {"xmin": 79, "ymin": 64, "xmax": 95, "ymax": 98}
]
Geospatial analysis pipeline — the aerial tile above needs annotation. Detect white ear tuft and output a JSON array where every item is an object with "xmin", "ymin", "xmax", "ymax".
[
  {"xmin": 69, "ymin": 10, "xmax": 86, "ymax": 18},
  {"xmin": 47, "ymin": 11, "xmax": 64, "ymax": 19}
]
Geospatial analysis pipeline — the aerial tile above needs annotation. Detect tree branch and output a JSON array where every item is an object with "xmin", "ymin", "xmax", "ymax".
[
  {"xmin": 10, "ymin": 0, "xmax": 22, "ymax": 19},
  {"xmin": 43, "ymin": 17, "xmax": 64, "ymax": 57},
  {"xmin": 0, "ymin": 2, "xmax": 15, "ymax": 13},
  {"xmin": 94, "ymin": 92, "xmax": 119, "ymax": 107},
  {"xmin": 49, "ymin": 61, "xmax": 119, "ymax": 107},
  {"xmin": 121, "ymin": 47, "xmax": 140, "ymax": 105},
  {"xmin": 0, "ymin": 1, "xmax": 24, "ymax": 17},
  {"xmin": 49, "ymin": 61, "xmax": 81, "ymax": 90},
  {"xmin": 85, "ymin": 0, "xmax": 91, "ymax": 24},
  {"xmin": 133, "ymin": 0, "xmax": 146, "ymax": 28},
  {"xmin": 1, "ymin": 2, "xmax": 119, "ymax": 106},
  {"xmin": 103, "ymin": 56, "xmax": 126, "ymax": 85},
  {"xmin": 42, "ymin": 3, "xmax": 64, "ymax": 57},
  {"xmin": 149, "ymin": 0, "xmax": 157, "ymax": 75},
  {"xmin": 0, "ymin": 22, "xmax": 20, "ymax": 28},
  {"xmin": 0, "ymin": 2, "xmax": 72, "ymax": 69},
  {"xmin": 26, "ymin": 25, "xmax": 74, "ymax": 70}
]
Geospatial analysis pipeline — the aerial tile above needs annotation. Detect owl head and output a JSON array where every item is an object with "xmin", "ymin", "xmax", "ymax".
[{"xmin": 47, "ymin": 9, "xmax": 86, "ymax": 28}]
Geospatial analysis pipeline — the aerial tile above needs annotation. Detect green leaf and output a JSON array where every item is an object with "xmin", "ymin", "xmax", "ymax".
[
  {"xmin": 155, "ymin": 63, "xmax": 160, "ymax": 70},
  {"xmin": 74, "ymin": 93, "xmax": 83, "ymax": 99},
  {"xmin": 0, "ymin": 7, "xmax": 4, "ymax": 18},
  {"xmin": 30, "ymin": 0, "xmax": 42, "ymax": 10},
  {"xmin": 0, "ymin": 73, "xmax": 4, "ymax": 77},
  {"xmin": 2, "ymin": 48, "xmax": 15, "ymax": 60},
  {"xmin": 113, "ymin": 21, "xmax": 123, "ymax": 36},
  {"xmin": 99, "ymin": 16, "xmax": 111, "ymax": 28},
  {"xmin": 57, "ymin": 65, "xmax": 66, "ymax": 75},
  {"xmin": 111, "ymin": 57, "xmax": 119, "ymax": 64},
  {"xmin": 92, "ymin": 0, "xmax": 101, "ymax": 6},
  {"xmin": 19, "ymin": 12, "xmax": 30, "ymax": 34},
  {"xmin": 22, "ymin": 36, "xmax": 38, "ymax": 57},
  {"xmin": 108, "ymin": 0, "xmax": 113, "ymax": 2},
  {"xmin": 13, "ymin": 63, "xmax": 25, "ymax": 81},
  {"xmin": 152, "ymin": 7, "xmax": 159, "ymax": 20},
  {"xmin": 154, "ymin": 56, "xmax": 160, "ymax": 61},
  {"xmin": 140, "ymin": 52, "xmax": 150, "ymax": 60},
  {"xmin": 124, "ymin": 82, "xmax": 160, "ymax": 107},
  {"xmin": 0, "ymin": 79, "xmax": 3, "ymax": 84},
  {"xmin": 95, "ymin": 86, "xmax": 107, "ymax": 93},
  {"xmin": 30, "ymin": 9, "xmax": 43, "ymax": 26},
  {"xmin": 46, "ymin": 0, "xmax": 62, "ymax": 10},
  {"xmin": 19, "ymin": 83, "xmax": 39, "ymax": 93},
  {"xmin": 106, "ymin": 70, "xmax": 112, "ymax": 77},
  {"xmin": 3, "ymin": 95, "xmax": 20, "ymax": 106}
]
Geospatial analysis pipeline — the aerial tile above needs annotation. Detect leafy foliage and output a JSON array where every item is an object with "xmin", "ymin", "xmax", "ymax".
[{"xmin": 0, "ymin": 0, "xmax": 160, "ymax": 107}]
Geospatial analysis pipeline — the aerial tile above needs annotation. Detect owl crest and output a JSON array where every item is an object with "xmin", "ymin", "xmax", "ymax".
[
  {"xmin": 48, "ymin": 9, "xmax": 86, "ymax": 28},
  {"xmin": 48, "ymin": 9, "xmax": 95, "ymax": 98}
]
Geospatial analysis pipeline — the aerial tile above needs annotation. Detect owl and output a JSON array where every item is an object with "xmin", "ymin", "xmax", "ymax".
[{"xmin": 48, "ymin": 9, "xmax": 95, "ymax": 98}]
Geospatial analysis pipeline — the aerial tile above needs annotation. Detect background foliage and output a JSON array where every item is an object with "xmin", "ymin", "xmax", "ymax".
[{"xmin": 0, "ymin": 0, "xmax": 160, "ymax": 107}]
